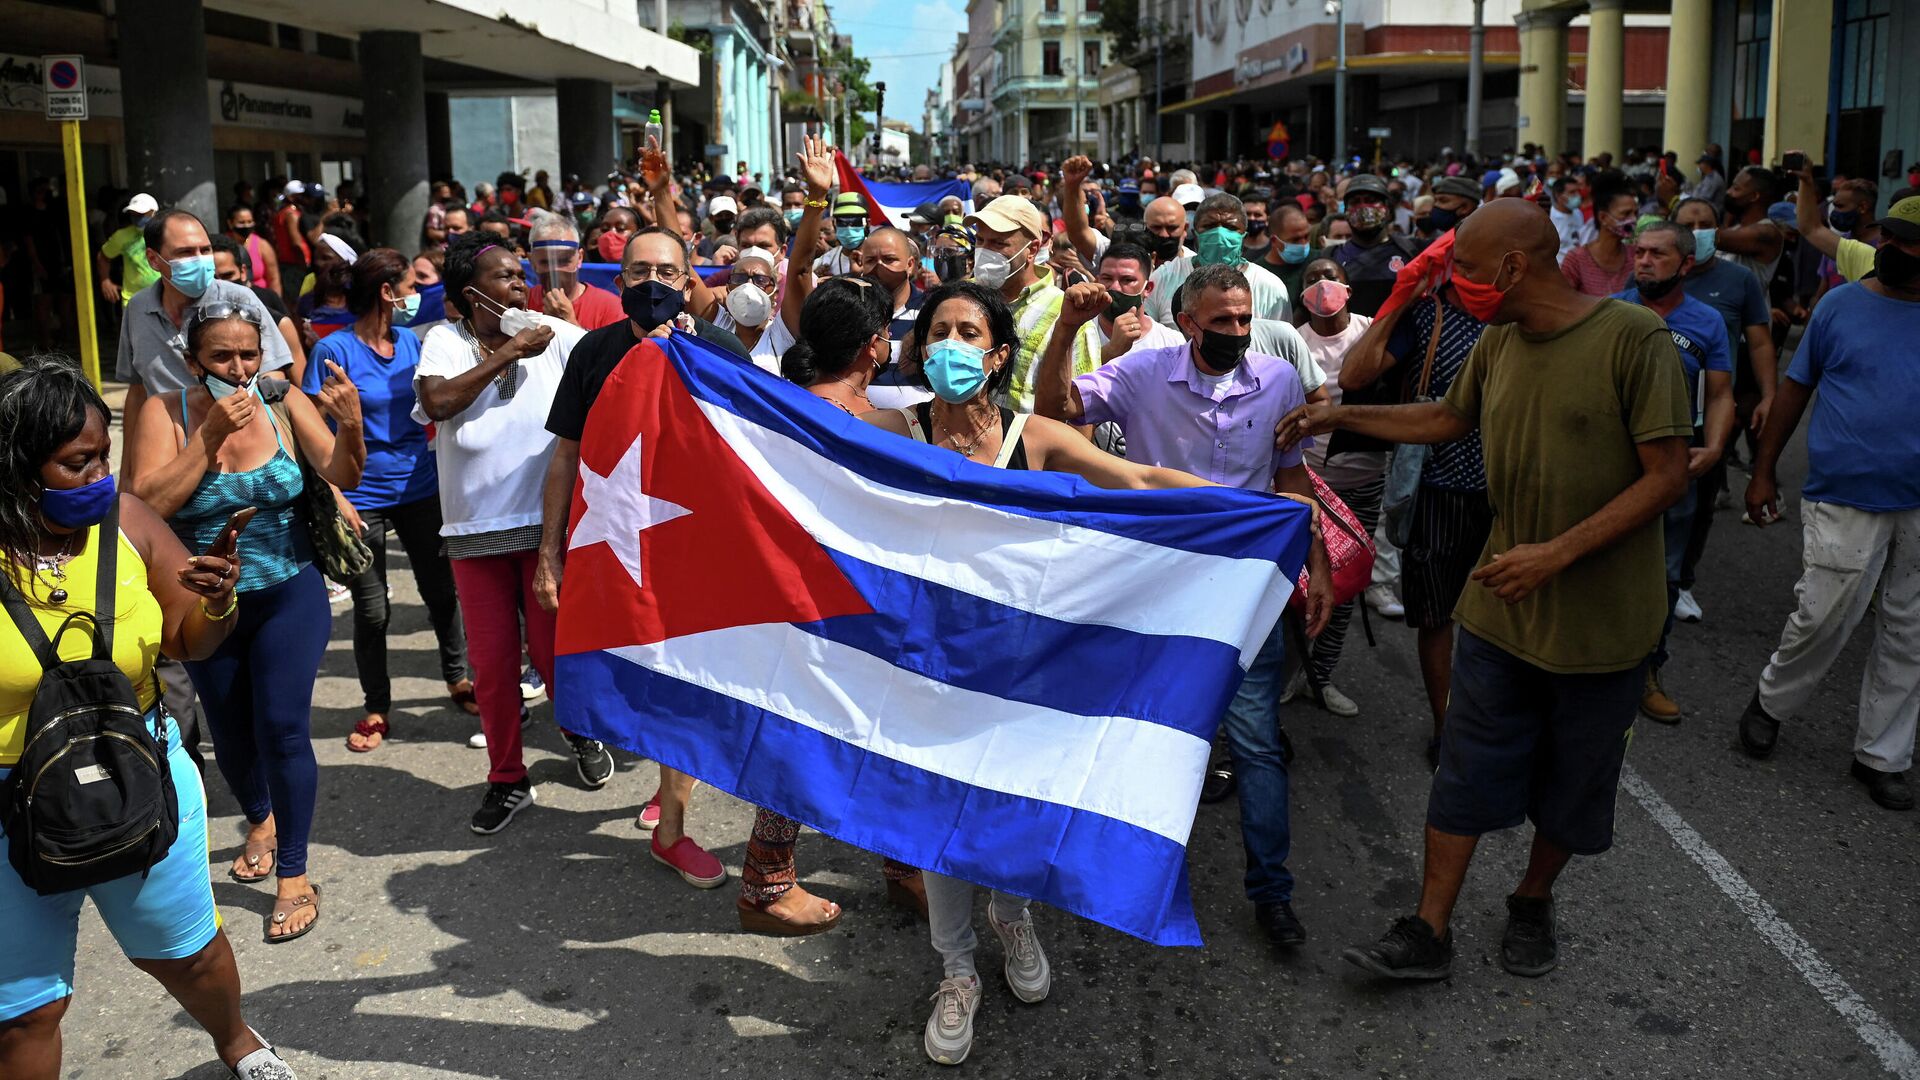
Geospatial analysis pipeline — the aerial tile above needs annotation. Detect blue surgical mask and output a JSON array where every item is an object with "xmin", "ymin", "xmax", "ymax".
[
  {"xmin": 169, "ymin": 254, "xmax": 215, "ymax": 299},
  {"xmin": 1564, "ymin": 194, "xmax": 1583, "ymax": 210},
  {"xmin": 924, "ymin": 339, "xmax": 989, "ymax": 404},
  {"xmin": 393, "ymin": 293, "xmax": 422, "ymax": 322},
  {"xmin": 1279, "ymin": 242, "xmax": 1312, "ymax": 264},
  {"xmin": 835, "ymin": 224, "xmax": 867, "ymax": 249},
  {"xmin": 1692, "ymin": 228, "xmax": 1717, "ymax": 261},
  {"xmin": 40, "ymin": 474, "xmax": 116, "ymax": 529},
  {"xmin": 201, "ymin": 370, "xmax": 256, "ymax": 401},
  {"xmin": 784, "ymin": 208, "xmax": 805, "ymax": 229}
]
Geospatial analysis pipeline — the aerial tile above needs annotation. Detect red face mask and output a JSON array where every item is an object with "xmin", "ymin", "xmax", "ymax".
[
  {"xmin": 501, "ymin": 189, "xmax": 520, "ymax": 206},
  {"xmin": 596, "ymin": 231, "xmax": 627, "ymax": 263},
  {"xmin": 1448, "ymin": 254, "xmax": 1512, "ymax": 323}
]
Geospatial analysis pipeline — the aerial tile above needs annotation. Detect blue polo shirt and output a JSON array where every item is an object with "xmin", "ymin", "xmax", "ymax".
[
  {"xmin": 1681, "ymin": 257, "xmax": 1768, "ymax": 364},
  {"xmin": 1785, "ymin": 283, "xmax": 1920, "ymax": 512},
  {"xmin": 1614, "ymin": 287, "xmax": 1731, "ymax": 425},
  {"xmin": 305, "ymin": 328, "xmax": 438, "ymax": 512}
]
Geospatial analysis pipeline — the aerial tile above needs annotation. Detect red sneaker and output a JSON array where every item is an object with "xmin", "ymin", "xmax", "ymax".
[
  {"xmin": 651, "ymin": 834, "xmax": 726, "ymax": 889},
  {"xmin": 633, "ymin": 791, "xmax": 662, "ymax": 833}
]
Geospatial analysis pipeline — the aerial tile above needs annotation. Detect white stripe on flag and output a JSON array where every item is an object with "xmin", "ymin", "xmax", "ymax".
[
  {"xmin": 695, "ymin": 398, "xmax": 1293, "ymax": 664},
  {"xmin": 608, "ymin": 622, "xmax": 1211, "ymax": 844}
]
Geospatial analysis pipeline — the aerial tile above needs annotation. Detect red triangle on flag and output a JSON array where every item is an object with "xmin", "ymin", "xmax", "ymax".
[{"xmin": 555, "ymin": 338, "xmax": 871, "ymax": 656}]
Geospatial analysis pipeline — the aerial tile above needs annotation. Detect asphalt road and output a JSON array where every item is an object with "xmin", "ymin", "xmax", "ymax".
[{"xmin": 56, "ymin": 404, "xmax": 1920, "ymax": 1080}]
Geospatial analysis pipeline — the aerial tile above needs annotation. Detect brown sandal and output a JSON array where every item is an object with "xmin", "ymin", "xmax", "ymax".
[
  {"xmin": 229, "ymin": 835, "xmax": 276, "ymax": 883},
  {"xmin": 887, "ymin": 873, "xmax": 930, "ymax": 922},
  {"xmin": 448, "ymin": 681, "xmax": 481, "ymax": 716},
  {"xmin": 266, "ymin": 884, "xmax": 320, "ymax": 943},
  {"xmin": 737, "ymin": 888, "xmax": 842, "ymax": 937},
  {"xmin": 347, "ymin": 715, "xmax": 388, "ymax": 752}
]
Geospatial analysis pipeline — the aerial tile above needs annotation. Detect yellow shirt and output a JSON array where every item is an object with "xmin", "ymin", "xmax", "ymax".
[
  {"xmin": 1836, "ymin": 237, "xmax": 1876, "ymax": 283},
  {"xmin": 1, "ymin": 528, "xmax": 163, "ymax": 765}
]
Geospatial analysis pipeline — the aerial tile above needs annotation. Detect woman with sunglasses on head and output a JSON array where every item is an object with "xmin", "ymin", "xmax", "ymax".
[
  {"xmin": 0, "ymin": 355, "xmax": 300, "ymax": 1080},
  {"xmin": 307, "ymin": 248, "xmax": 474, "ymax": 752},
  {"xmin": 124, "ymin": 301, "xmax": 365, "ymax": 944}
]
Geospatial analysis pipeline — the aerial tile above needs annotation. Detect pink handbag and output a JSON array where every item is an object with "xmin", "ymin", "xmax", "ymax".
[{"xmin": 1288, "ymin": 468, "xmax": 1378, "ymax": 615}]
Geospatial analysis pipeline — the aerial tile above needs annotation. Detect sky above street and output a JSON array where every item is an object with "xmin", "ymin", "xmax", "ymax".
[{"xmin": 828, "ymin": 0, "xmax": 968, "ymax": 145}]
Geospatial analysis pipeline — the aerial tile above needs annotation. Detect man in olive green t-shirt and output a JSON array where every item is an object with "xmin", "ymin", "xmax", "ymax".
[{"xmin": 1277, "ymin": 200, "xmax": 1692, "ymax": 983}]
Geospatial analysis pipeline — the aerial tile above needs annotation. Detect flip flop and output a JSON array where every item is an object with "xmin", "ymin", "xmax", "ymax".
[
  {"xmin": 266, "ymin": 884, "xmax": 320, "ymax": 944},
  {"xmin": 737, "ymin": 892, "xmax": 842, "ymax": 937},
  {"xmin": 228, "ymin": 835, "xmax": 276, "ymax": 883},
  {"xmin": 347, "ymin": 716, "xmax": 388, "ymax": 752}
]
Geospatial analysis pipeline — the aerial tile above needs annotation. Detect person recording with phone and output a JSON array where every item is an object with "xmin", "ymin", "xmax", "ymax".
[{"xmin": 124, "ymin": 301, "xmax": 364, "ymax": 944}]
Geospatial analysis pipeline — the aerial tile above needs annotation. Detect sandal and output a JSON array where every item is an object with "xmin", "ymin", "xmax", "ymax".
[
  {"xmin": 229, "ymin": 835, "xmax": 276, "ymax": 883},
  {"xmin": 737, "ymin": 888, "xmax": 842, "ymax": 937},
  {"xmin": 886, "ymin": 873, "xmax": 930, "ymax": 922},
  {"xmin": 266, "ymin": 884, "xmax": 320, "ymax": 943},
  {"xmin": 347, "ymin": 715, "xmax": 388, "ymax": 752},
  {"xmin": 448, "ymin": 681, "xmax": 481, "ymax": 717},
  {"xmin": 230, "ymin": 1027, "xmax": 295, "ymax": 1080}
]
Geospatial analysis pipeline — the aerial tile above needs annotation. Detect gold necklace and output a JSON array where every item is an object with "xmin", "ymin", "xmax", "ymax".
[{"xmin": 935, "ymin": 406, "xmax": 995, "ymax": 458}]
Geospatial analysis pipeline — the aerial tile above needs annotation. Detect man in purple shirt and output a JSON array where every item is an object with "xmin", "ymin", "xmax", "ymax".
[{"xmin": 1035, "ymin": 264, "xmax": 1333, "ymax": 949}]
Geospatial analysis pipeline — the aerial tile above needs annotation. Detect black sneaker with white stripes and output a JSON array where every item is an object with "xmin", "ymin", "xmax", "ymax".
[
  {"xmin": 470, "ymin": 778, "xmax": 535, "ymax": 835},
  {"xmin": 565, "ymin": 732, "xmax": 614, "ymax": 789}
]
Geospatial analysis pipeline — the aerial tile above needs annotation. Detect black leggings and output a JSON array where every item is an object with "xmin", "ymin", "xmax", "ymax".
[
  {"xmin": 349, "ymin": 495, "xmax": 468, "ymax": 713},
  {"xmin": 1308, "ymin": 475, "xmax": 1384, "ymax": 685}
]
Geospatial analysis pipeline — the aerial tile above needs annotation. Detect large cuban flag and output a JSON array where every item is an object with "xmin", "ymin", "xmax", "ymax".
[
  {"xmin": 552, "ymin": 333, "xmax": 1312, "ymax": 946},
  {"xmin": 834, "ymin": 151, "xmax": 973, "ymax": 230}
]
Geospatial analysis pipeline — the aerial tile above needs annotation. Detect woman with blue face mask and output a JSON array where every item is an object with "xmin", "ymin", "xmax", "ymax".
[
  {"xmin": 125, "ymin": 304, "xmax": 366, "ymax": 944},
  {"xmin": 306, "ymin": 248, "xmax": 474, "ymax": 754},
  {"xmin": 858, "ymin": 280, "xmax": 1221, "ymax": 1066}
]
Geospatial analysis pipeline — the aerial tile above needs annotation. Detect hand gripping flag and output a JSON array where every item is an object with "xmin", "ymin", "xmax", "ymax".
[{"xmin": 553, "ymin": 332, "xmax": 1312, "ymax": 946}]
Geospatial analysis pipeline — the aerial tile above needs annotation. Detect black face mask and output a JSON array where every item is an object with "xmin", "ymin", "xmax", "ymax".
[
  {"xmin": 1828, "ymin": 209, "xmax": 1861, "ymax": 232},
  {"xmin": 1876, "ymin": 243, "xmax": 1920, "ymax": 290},
  {"xmin": 1427, "ymin": 207, "xmax": 1460, "ymax": 234},
  {"xmin": 1194, "ymin": 328, "xmax": 1251, "ymax": 372},
  {"xmin": 623, "ymin": 279, "xmax": 685, "ymax": 330},
  {"xmin": 1105, "ymin": 290, "xmax": 1145, "ymax": 322},
  {"xmin": 1638, "ymin": 272, "xmax": 1684, "ymax": 301},
  {"xmin": 1146, "ymin": 232, "xmax": 1180, "ymax": 261}
]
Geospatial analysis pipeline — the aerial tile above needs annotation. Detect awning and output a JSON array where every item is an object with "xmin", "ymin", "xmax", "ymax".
[
  {"xmin": 203, "ymin": 0, "xmax": 702, "ymax": 88},
  {"xmin": 1160, "ymin": 51, "xmax": 1521, "ymax": 114}
]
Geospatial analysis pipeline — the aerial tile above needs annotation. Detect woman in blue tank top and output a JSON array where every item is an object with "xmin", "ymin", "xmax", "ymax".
[{"xmin": 126, "ymin": 301, "xmax": 365, "ymax": 944}]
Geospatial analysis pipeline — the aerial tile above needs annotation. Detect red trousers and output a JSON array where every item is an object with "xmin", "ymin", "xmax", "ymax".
[{"xmin": 450, "ymin": 549, "xmax": 554, "ymax": 784}]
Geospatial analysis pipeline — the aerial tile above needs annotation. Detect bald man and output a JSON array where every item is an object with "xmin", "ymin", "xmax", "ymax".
[
  {"xmin": 1063, "ymin": 191, "xmax": 1194, "ymax": 272},
  {"xmin": 1278, "ymin": 200, "xmax": 1693, "ymax": 982}
]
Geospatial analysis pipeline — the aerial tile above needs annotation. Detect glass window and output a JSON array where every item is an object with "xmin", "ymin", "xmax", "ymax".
[
  {"xmin": 1043, "ymin": 40, "xmax": 1062, "ymax": 76},
  {"xmin": 1083, "ymin": 40, "xmax": 1101, "ymax": 75},
  {"xmin": 1837, "ymin": 0, "xmax": 1889, "ymax": 109},
  {"xmin": 1731, "ymin": 0, "xmax": 1770, "ymax": 121}
]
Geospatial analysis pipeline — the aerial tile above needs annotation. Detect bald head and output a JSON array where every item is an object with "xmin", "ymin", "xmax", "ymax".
[
  {"xmin": 1144, "ymin": 196, "xmax": 1187, "ymax": 240},
  {"xmin": 1450, "ymin": 199, "xmax": 1570, "ymax": 325}
]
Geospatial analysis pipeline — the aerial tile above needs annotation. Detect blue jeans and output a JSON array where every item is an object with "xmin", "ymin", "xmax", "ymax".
[
  {"xmin": 1220, "ymin": 619, "xmax": 1294, "ymax": 905},
  {"xmin": 1652, "ymin": 478, "xmax": 1698, "ymax": 671}
]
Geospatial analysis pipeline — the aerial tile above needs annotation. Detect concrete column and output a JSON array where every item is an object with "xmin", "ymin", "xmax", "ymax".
[
  {"xmin": 1515, "ymin": 9, "xmax": 1569, "ymax": 157},
  {"xmin": 360, "ymin": 31, "xmax": 430, "ymax": 250},
  {"xmin": 426, "ymin": 92, "xmax": 453, "ymax": 182},
  {"xmin": 557, "ymin": 79, "xmax": 616, "ymax": 186},
  {"xmin": 1583, "ymin": 0, "xmax": 1625, "ymax": 161},
  {"xmin": 119, "ymin": 0, "xmax": 217, "ymax": 222},
  {"xmin": 1762, "ymin": 0, "xmax": 1833, "ymax": 165},
  {"xmin": 1017, "ymin": 107, "xmax": 1030, "ymax": 164},
  {"xmin": 1663, "ymin": 0, "xmax": 1712, "ymax": 159}
]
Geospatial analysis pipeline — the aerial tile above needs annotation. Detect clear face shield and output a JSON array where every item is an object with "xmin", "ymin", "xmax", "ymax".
[{"xmin": 531, "ymin": 238, "xmax": 581, "ymax": 294}]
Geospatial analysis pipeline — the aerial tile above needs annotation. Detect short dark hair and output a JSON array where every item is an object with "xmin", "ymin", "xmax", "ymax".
[
  {"xmin": 1179, "ymin": 263, "xmax": 1251, "ymax": 315},
  {"xmin": 144, "ymin": 208, "xmax": 203, "ymax": 256},
  {"xmin": 443, "ymin": 231, "xmax": 510, "ymax": 318},
  {"xmin": 624, "ymin": 225, "xmax": 690, "ymax": 271},
  {"xmin": 908, "ymin": 281, "xmax": 1019, "ymax": 398},
  {"xmin": 346, "ymin": 248, "xmax": 413, "ymax": 316},
  {"xmin": 1551, "ymin": 176, "xmax": 1579, "ymax": 195},
  {"xmin": 1736, "ymin": 165, "xmax": 1779, "ymax": 203},
  {"xmin": 735, "ymin": 206, "xmax": 787, "ymax": 244},
  {"xmin": 1099, "ymin": 242, "xmax": 1153, "ymax": 276},
  {"xmin": 781, "ymin": 276, "xmax": 892, "ymax": 386},
  {"xmin": 210, "ymin": 232, "xmax": 247, "ymax": 275}
]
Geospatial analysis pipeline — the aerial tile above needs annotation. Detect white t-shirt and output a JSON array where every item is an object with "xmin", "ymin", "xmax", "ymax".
[
  {"xmin": 1144, "ymin": 254, "xmax": 1293, "ymax": 325},
  {"xmin": 1296, "ymin": 314, "xmax": 1388, "ymax": 488},
  {"xmin": 1078, "ymin": 313, "xmax": 1187, "ymax": 361},
  {"xmin": 1250, "ymin": 318, "xmax": 1326, "ymax": 395},
  {"xmin": 414, "ymin": 318, "xmax": 587, "ymax": 537},
  {"xmin": 712, "ymin": 308, "xmax": 792, "ymax": 376},
  {"xmin": 1551, "ymin": 205, "xmax": 1596, "ymax": 263}
]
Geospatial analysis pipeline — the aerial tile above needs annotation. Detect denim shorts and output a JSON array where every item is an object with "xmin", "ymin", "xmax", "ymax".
[
  {"xmin": 0, "ymin": 715, "xmax": 221, "ymax": 1021},
  {"xmin": 1427, "ymin": 631, "xmax": 1646, "ymax": 855}
]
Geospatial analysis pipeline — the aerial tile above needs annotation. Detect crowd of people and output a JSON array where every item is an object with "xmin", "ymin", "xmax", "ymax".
[{"xmin": 1, "ymin": 128, "xmax": 1916, "ymax": 1078}]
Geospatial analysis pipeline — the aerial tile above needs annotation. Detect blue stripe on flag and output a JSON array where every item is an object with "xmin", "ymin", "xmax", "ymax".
[
  {"xmin": 660, "ymin": 333, "xmax": 1313, "ymax": 568},
  {"xmin": 861, "ymin": 178, "xmax": 973, "ymax": 213},
  {"xmin": 806, "ymin": 550, "xmax": 1243, "ymax": 740},
  {"xmin": 558, "ymin": 648, "xmax": 1203, "ymax": 946}
]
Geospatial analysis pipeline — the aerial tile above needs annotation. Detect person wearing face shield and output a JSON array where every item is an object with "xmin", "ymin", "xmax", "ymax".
[
  {"xmin": 962, "ymin": 195, "xmax": 1063, "ymax": 412},
  {"xmin": 533, "ymin": 226, "xmax": 748, "ymax": 876},
  {"xmin": 1280, "ymin": 201, "xmax": 1694, "ymax": 984},
  {"xmin": 525, "ymin": 214, "xmax": 624, "ymax": 330},
  {"xmin": 1143, "ymin": 192, "xmax": 1293, "ymax": 327},
  {"xmin": 1033, "ymin": 264, "xmax": 1334, "ymax": 952}
]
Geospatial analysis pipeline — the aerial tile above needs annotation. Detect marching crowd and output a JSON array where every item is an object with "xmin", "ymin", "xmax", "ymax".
[{"xmin": 2, "ymin": 129, "xmax": 1917, "ymax": 1077}]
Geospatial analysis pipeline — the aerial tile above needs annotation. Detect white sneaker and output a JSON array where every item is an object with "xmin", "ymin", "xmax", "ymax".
[
  {"xmin": 1674, "ymin": 589, "xmax": 1703, "ymax": 623},
  {"xmin": 232, "ymin": 1028, "xmax": 297, "ymax": 1079},
  {"xmin": 988, "ymin": 902, "xmax": 1050, "ymax": 1003},
  {"xmin": 1365, "ymin": 584, "xmax": 1405, "ymax": 619},
  {"xmin": 467, "ymin": 730, "xmax": 488, "ymax": 749},
  {"xmin": 1317, "ymin": 682, "xmax": 1360, "ymax": 718},
  {"xmin": 327, "ymin": 582, "xmax": 350, "ymax": 606},
  {"xmin": 1279, "ymin": 668, "xmax": 1306, "ymax": 704},
  {"xmin": 923, "ymin": 974, "xmax": 981, "ymax": 1066}
]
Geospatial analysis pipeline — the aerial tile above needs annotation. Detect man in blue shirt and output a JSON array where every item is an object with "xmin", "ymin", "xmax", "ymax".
[
  {"xmin": 1740, "ymin": 206, "xmax": 1920, "ymax": 811},
  {"xmin": 1613, "ymin": 221, "xmax": 1734, "ymax": 723}
]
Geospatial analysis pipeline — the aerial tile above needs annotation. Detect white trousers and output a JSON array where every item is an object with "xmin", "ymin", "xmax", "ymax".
[{"xmin": 1757, "ymin": 501, "xmax": 1920, "ymax": 771}]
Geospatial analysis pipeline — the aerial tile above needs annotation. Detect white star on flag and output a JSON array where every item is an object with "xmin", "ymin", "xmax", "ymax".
[{"xmin": 567, "ymin": 433, "xmax": 690, "ymax": 590}]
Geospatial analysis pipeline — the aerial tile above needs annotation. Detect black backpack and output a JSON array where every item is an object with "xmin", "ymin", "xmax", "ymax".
[{"xmin": 0, "ymin": 497, "xmax": 179, "ymax": 895}]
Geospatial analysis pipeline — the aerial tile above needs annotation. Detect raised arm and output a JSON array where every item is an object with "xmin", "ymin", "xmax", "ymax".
[
  {"xmin": 285, "ymin": 365, "xmax": 366, "ymax": 489},
  {"xmin": 1792, "ymin": 157, "xmax": 1843, "ymax": 261},
  {"xmin": 125, "ymin": 390, "xmax": 221, "ymax": 519},
  {"xmin": 1058, "ymin": 156, "xmax": 1105, "ymax": 266},
  {"xmin": 783, "ymin": 135, "xmax": 835, "ymax": 337},
  {"xmin": 1033, "ymin": 281, "xmax": 1106, "ymax": 424},
  {"xmin": 640, "ymin": 137, "xmax": 718, "ymax": 319}
]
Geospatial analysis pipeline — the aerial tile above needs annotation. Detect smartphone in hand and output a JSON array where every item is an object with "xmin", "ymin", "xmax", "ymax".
[{"xmin": 204, "ymin": 507, "xmax": 258, "ymax": 560}]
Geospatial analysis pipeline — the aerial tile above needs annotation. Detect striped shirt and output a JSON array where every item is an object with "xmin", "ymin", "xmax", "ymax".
[{"xmin": 995, "ymin": 269, "xmax": 1065, "ymax": 413}]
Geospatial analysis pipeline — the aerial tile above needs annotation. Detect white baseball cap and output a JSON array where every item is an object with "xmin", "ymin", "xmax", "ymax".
[
  {"xmin": 124, "ymin": 192, "xmax": 158, "ymax": 215},
  {"xmin": 707, "ymin": 195, "xmax": 739, "ymax": 216},
  {"xmin": 284, "ymin": 180, "xmax": 306, "ymax": 196},
  {"xmin": 1171, "ymin": 183, "xmax": 1204, "ymax": 208}
]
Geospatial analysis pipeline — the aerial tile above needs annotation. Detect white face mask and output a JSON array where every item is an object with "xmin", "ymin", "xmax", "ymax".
[
  {"xmin": 725, "ymin": 282, "xmax": 772, "ymax": 327},
  {"xmin": 972, "ymin": 243, "xmax": 1025, "ymax": 289},
  {"xmin": 498, "ymin": 305, "xmax": 547, "ymax": 337}
]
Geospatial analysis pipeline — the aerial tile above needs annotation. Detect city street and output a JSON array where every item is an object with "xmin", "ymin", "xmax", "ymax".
[{"xmin": 57, "ymin": 416, "xmax": 1920, "ymax": 1080}]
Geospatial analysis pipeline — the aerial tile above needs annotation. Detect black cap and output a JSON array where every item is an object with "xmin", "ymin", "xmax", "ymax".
[
  {"xmin": 1345, "ymin": 174, "xmax": 1391, "ymax": 199},
  {"xmin": 908, "ymin": 201, "xmax": 941, "ymax": 225},
  {"xmin": 1430, "ymin": 175, "xmax": 1483, "ymax": 202}
]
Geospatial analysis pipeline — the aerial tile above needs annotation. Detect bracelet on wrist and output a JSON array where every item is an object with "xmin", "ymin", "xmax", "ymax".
[
  {"xmin": 201, "ymin": 594, "xmax": 238, "ymax": 621},
  {"xmin": 804, "ymin": 197, "xmax": 829, "ymax": 209}
]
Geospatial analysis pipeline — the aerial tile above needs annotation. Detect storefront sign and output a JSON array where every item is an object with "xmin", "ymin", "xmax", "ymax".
[
  {"xmin": 0, "ymin": 54, "xmax": 363, "ymax": 139},
  {"xmin": 0, "ymin": 53, "xmax": 121, "ymax": 117}
]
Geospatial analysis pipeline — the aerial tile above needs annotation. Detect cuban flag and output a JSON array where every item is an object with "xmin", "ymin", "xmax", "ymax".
[
  {"xmin": 553, "ymin": 334, "xmax": 1312, "ymax": 946},
  {"xmin": 834, "ymin": 151, "xmax": 973, "ymax": 230}
]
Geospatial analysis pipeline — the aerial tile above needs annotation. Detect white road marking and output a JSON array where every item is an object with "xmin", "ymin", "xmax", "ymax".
[{"xmin": 1622, "ymin": 766, "xmax": 1920, "ymax": 1079}]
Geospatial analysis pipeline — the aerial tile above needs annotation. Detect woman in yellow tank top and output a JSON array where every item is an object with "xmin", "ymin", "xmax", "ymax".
[{"xmin": 0, "ymin": 357, "xmax": 296, "ymax": 1079}]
